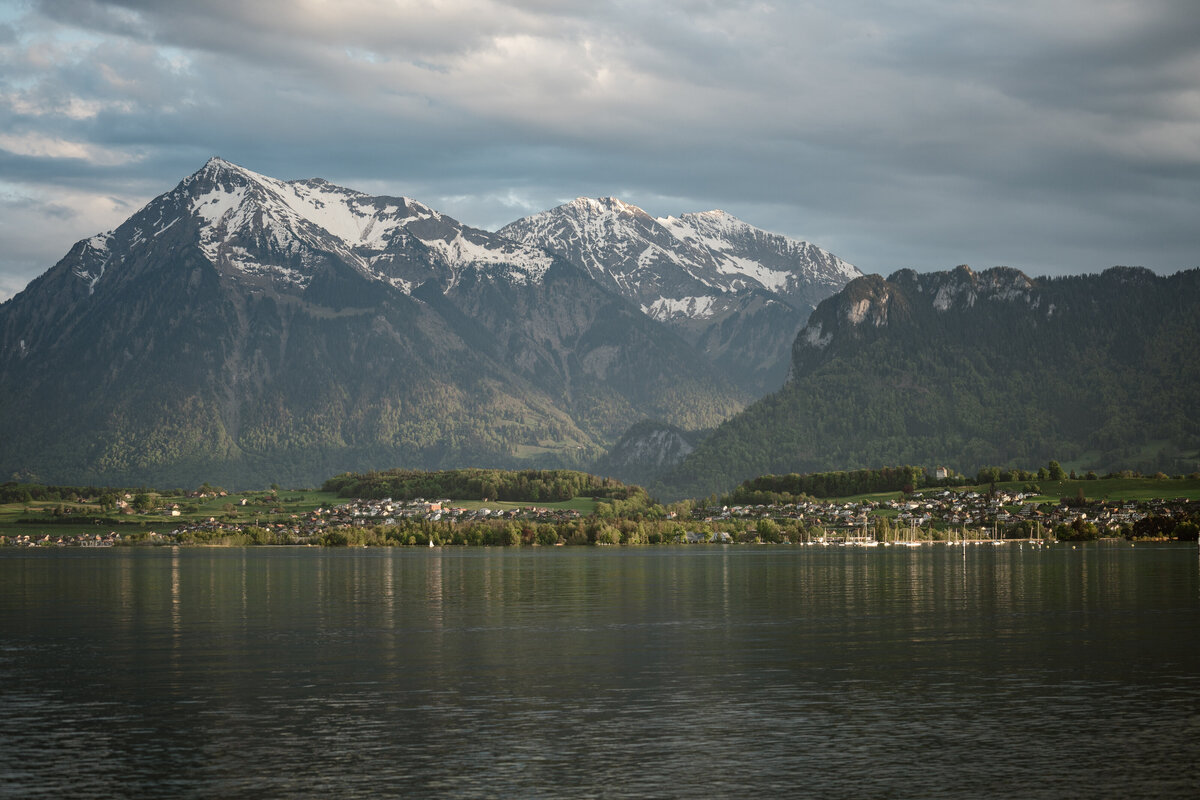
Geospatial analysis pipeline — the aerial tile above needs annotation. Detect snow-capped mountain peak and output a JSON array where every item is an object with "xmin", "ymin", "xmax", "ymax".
[
  {"xmin": 68, "ymin": 158, "xmax": 555, "ymax": 294},
  {"xmin": 183, "ymin": 156, "xmax": 439, "ymax": 256},
  {"xmin": 661, "ymin": 209, "xmax": 743, "ymax": 239},
  {"xmin": 567, "ymin": 196, "xmax": 644, "ymax": 215},
  {"xmin": 497, "ymin": 197, "xmax": 863, "ymax": 393},
  {"xmin": 498, "ymin": 196, "xmax": 719, "ymax": 312},
  {"xmin": 660, "ymin": 209, "xmax": 860, "ymax": 286},
  {"xmin": 501, "ymin": 197, "xmax": 861, "ymax": 318}
]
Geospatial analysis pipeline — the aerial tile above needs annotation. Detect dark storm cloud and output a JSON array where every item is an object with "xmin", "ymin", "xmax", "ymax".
[{"xmin": 0, "ymin": 0, "xmax": 1197, "ymax": 300}]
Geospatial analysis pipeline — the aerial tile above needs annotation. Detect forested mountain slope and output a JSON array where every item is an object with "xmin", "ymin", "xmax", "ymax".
[{"xmin": 653, "ymin": 265, "xmax": 1200, "ymax": 500}]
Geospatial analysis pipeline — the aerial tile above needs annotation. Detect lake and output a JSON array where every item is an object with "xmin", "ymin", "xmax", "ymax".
[{"xmin": 2, "ymin": 543, "xmax": 1198, "ymax": 798}]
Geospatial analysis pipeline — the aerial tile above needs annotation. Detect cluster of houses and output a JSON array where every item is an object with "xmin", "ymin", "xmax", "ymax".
[
  {"xmin": 322, "ymin": 498, "xmax": 583, "ymax": 526},
  {"xmin": 2, "ymin": 531, "xmax": 170, "ymax": 548},
  {"xmin": 163, "ymin": 497, "xmax": 584, "ymax": 541},
  {"xmin": 702, "ymin": 489, "xmax": 1191, "ymax": 541},
  {"xmin": 36, "ymin": 492, "xmax": 188, "ymax": 517},
  {"xmin": 5, "ymin": 489, "xmax": 1192, "ymax": 547}
]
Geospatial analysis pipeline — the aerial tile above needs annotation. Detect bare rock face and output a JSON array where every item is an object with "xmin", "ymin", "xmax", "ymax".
[{"xmin": 592, "ymin": 421, "xmax": 702, "ymax": 487}]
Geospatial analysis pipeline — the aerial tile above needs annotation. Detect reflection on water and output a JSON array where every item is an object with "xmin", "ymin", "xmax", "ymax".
[{"xmin": 1, "ymin": 544, "xmax": 1198, "ymax": 798}]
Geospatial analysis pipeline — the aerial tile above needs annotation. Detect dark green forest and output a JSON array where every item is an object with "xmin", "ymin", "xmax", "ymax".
[
  {"xmin": 653, "ymin": 267, "xmax": 1200, "ymax": 500},
  {"xmin": 323, "ymin": 468, "xmax": 646, "ymax": 503},
  {"xmin": 726, "ymin": 466, "xmax": 932, "ymax": 504}
]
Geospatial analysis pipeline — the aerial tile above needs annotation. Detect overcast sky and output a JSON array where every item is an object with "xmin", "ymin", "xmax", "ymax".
[{"xmin": 1, "ymin": 0, "xmax": 1198, "ymax": 301}]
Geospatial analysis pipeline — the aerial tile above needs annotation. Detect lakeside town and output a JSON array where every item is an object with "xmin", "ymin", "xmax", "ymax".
[
  {"xmin": 3, "ymin": 485, "xmax": 1195, "ymax": 547},
  {"xmin": 706, "ymin": 489, "xmax": 1195, "ymax": 544}
]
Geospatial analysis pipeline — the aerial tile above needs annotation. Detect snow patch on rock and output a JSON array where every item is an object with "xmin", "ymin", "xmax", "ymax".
[
  {"xmin": 641, "ymin": 295, "xmax": 718, "ymax": 321},
  {"xmin": 182, "ymin": 158, "xmax": 551, "ymax": 289}
]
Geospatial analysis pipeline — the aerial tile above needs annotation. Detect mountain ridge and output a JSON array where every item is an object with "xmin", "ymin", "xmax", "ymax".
[
  {"xmin": 499, "ymin": 196, "xmax": 860, "ymax": 393},
  {"xmin": 651, "ymin": 264, "xmax": 1200, "ymax": 500},
  {"xmin": 0, "ymin": 159, "xmax": 770, "ymax": 488}
]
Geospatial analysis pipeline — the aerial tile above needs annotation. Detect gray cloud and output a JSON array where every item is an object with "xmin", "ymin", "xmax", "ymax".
[{"xmin": 1, "ymin": 0, "xmax": 1197, "ymax": 301}]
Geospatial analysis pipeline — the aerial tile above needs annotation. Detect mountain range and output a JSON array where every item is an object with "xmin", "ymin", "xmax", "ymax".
[
  {"xmin": 500, "ymin": 197, "xmax": 859, "ymax": 393},
  {"xmin": 0, "ymin": 158, "xmax": 855, "ymax": 488}
]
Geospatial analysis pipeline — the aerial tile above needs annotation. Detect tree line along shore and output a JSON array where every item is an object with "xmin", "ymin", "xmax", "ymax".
[{"xmin": 2, "ymin": 465, "xmax": 1198, "ymax": 548}]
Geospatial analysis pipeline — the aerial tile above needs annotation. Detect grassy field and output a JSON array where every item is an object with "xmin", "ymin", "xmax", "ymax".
[
  {"xmin": 185, "ymin": 490, "xmax": 343, "ymax": 517},
  {"xmin": 1058, "ymin": 440, "xmax": 1198, "ymax": 477},
  {"xmin": 0, "ymin": 489, "xmax": 344, "ymax": 538},
  {"xmin": 511, "ymin": 443, "xmax": 592, "ymax": 460},
  {"xmin": 1014, "ymin": 477, "xmax": 1200, "ymax": 503}
]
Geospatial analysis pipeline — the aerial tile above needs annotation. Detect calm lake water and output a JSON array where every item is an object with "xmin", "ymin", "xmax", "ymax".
[{"xmin": 2, "ymin": 543, "xmax": 1198, "ymax": 798}]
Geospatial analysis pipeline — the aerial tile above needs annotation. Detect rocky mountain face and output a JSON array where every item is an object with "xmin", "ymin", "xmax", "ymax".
[
  {"xmin": 0, "ymin": 159, "xmax": 747, "ymax": 488},
  {"xmin": 790, "ymin": 265, "xmax": 1039, "ymax": 374},
  {"xmin": 499, "ymin": 198, "xmax": 860, "ymax": 394},
  {"xmin": 653, "ymin": 265, "xmax": 1200, "ymax": 500},
  {"xmin": 589, "ymin": 420, "xmax": 705, "ymax": 488}
]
